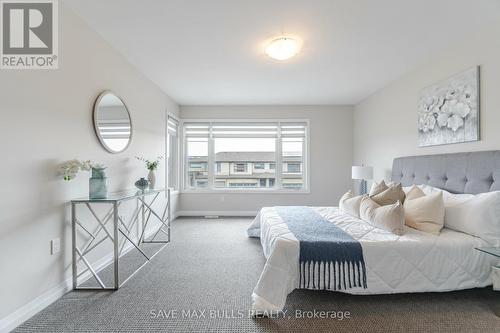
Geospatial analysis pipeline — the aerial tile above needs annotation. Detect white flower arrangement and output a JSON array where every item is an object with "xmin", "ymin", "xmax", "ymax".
[{"xmin": 59, "ymin": 160, "xmax": 104, "ymax": 181}]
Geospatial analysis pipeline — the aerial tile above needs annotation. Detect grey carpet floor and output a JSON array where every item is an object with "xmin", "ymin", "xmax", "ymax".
[{"xmin": 15, "ymin": 218, "xmax": 500, "ymax": 333}]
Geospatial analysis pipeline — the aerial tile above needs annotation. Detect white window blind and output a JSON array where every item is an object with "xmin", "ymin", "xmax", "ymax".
[
  {"xmin": 280, "ymin": 122, "xmax": 307, "ymax": 138},
  {"xmin": 211, "ymin": 122, "xmax": 278, "ymax": 138},
  {"xmin": 184, "ymin": 122, "xmax": 210, "ymax": 137},
  {"xmin": 167, "ymin": 116, "xmax": 179, "ymax": 135}
]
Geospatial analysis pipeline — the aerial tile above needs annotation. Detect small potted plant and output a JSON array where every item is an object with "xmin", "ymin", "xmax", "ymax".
[{"xmin": 136, "ymin": 155, "xmax": 163, "ymax": 189}]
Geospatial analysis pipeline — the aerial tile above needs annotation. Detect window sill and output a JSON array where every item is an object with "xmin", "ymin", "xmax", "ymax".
[{"xmin": 180, "ymin": 189, "xmax": 310, "ymax": 194}]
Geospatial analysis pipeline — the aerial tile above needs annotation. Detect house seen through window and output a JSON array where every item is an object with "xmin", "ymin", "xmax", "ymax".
[{"xmin": 183, "ymin": 121, "xmax": 307, "ymax": 191}]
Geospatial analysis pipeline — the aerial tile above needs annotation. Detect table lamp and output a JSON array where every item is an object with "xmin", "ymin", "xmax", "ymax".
[{"xmin": 352, "ymin": 165, "xmax": 373, "ymax": 195}]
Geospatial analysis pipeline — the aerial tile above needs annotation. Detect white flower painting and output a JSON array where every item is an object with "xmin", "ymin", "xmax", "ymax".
[{"xmin": 418, "ymin": 67, "xmax": 479, "ymax": 147}]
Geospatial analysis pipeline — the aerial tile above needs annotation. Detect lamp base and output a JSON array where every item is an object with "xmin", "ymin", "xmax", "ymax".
[{"xmin": 359, "ymin": 179, "xmax": 368, "ymax": 195}]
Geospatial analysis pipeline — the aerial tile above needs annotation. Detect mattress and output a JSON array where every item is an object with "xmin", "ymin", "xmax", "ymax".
[{"xmin": 247, "ymin": 206, "xmax": 496, "ymax": 313}]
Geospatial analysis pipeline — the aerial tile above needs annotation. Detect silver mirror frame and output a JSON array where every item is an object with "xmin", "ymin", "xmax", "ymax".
[{"xmin": 93, "ymin": 90, "xmax": 133, "ymax": 154}]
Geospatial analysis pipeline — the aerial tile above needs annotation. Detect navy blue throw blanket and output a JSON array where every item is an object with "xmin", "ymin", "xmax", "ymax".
[{"xmin": 275, "ymin": 206, "xmax": 367, "ymax": 290}]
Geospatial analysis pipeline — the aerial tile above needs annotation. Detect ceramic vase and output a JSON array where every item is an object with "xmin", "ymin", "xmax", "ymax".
[
  {"xmin": 135, "ymin": 177, "xmax": 149, "ymax": 191},
  {"xmin": 89, "ymin": 167, "xmax": 108, "ymax": 199},
  {"xmin": 148, "ymin": 169, "xmax": 156, "ymax": 189}
]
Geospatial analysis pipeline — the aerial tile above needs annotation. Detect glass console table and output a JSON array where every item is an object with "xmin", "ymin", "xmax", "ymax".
[
  {"xmin": 71, "ymin": 188, "xmax": 170, "ymax": 290},
  {"xmin": 475, "ymin": 247, "xmax": 500, "ymax": 317}
]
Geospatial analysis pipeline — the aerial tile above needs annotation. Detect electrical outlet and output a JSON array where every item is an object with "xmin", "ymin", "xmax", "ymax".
[{"xmin": 51, "ymin": 238, "xmax": 61, "ymax": 255}]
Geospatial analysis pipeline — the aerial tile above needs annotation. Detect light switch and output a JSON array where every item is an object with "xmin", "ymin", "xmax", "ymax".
[{"xmin": 51, "ymin": 238, "xmax": 61, "ymax": 255}]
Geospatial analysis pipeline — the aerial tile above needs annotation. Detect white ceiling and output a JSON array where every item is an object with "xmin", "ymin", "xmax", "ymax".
[{"xmin": 65, "ymin": 0, "xmax": 500, "ymax": 105}]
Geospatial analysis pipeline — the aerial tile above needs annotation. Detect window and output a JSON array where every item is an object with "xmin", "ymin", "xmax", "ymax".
[
  {"xmin": 281, "ymin": 123, "xmax": 306, "ymax": 189},
  {"xmin": 214, "ymin": 180, "xmax": 226, "ymax": 188},
  {"xmin": 284, "ymin": 162, "xmax": 301, "ymax": 173},
  {"xmin": 196, "ymin": 180, "xmax": 208, "ymax": 188},
  {"xmin": 254, "ymin": 163, "xmax": 265, "ymax": 170},
  {"xmin": 183, "ymin": 121, "xmax": 307, "ymax": 191},
  {"xmin": 229, "ymin": 182, "xmax": 258, "ymax": 188},
  {"xmin": 282, "ymin": 181, "xmax": 303, "ymax": 189},
  {"xmin": 167, "ymin": 115, "xmax": 179, "ymax": 190},
  {"xmin": 234, "ymin": 163, "xmax": 247, "ymax": 173},
  {"xmin": 190, "ymin": 162, "xmax": 205, "ymax": 169},
  {"xmin": 184, "ymin": 123, "xmax": 209, "ymax": 190},
  {"xmin": 213, "ymin": 122, "xmax": 276, "ymax": 189}
]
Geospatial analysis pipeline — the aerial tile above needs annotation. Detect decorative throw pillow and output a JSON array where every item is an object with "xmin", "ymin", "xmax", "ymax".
[
  {"xmin": 369, "ymin": 180, "xmax": 388, "ymax": 196},
  {"xmin": 403, "ymin": 191, "xmax": 445, "ymax": 235},
  {"xmin": 359, "ymin": 196, "xmax": 405, "ymax": 236},
  {"xmin": 402, "ymin": 186, "xmax": 414, "ymax": 194},
  {"xmin": 339, "ymin": 190, "xmax": 364, "ymax": 218},
  {"xmin": 405, "ymin": 185, "xmax": 426, "ymax": 200},
  {"xmin": 371, "ymin": 183, "xmax": 406, "ymax": 206}
]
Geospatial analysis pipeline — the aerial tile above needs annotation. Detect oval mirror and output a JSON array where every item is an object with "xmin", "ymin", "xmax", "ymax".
[{"xmin": 93, "ymin": 91, "xmax": 132, "ymax": 153}]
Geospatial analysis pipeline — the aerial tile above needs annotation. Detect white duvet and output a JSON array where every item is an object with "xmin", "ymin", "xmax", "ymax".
[{"xmin": 247, "ymin": 206, "xmax": 497, "ymax": 312}]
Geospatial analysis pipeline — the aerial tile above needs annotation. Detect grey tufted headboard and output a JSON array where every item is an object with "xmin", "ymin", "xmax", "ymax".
[{"xmin": 391, "ymin": 151, "xmax": 500, "ymax": 195}]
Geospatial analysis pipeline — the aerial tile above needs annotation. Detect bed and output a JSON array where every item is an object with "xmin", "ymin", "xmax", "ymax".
[{"xmin": 247, "ymin": 151, "xmax": 500, "ymax": 313}]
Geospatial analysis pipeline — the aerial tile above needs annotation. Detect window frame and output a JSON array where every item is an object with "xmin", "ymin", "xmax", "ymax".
[{"xmin": 180, "ymin": 119, "xmax": 310, "ymax": 194}]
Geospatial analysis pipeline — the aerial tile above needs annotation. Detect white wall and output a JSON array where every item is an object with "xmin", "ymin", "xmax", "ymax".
[
  {"xmin": 0, "ymin": 4, "xmax": 179, "ymax": 327},
  {"xmin": 179, "ymin": 105, "xmax": 353, "ymax": 214},
  {"xmin": 353, "ymin": 20, "xmax": 500, "ymax": 182}
]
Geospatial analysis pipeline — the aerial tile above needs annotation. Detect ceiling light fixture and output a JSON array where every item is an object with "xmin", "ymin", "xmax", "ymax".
[{"xmin": 265, "ymin": 36, "xmax": 301, "ymax": 61}]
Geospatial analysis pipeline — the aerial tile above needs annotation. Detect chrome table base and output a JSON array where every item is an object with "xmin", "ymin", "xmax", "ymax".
[{"xmin": 71, "ymin": 189, "xmax": 170, "ymax": 290}]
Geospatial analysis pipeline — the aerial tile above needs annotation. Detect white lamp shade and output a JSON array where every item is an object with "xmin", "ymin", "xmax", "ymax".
[{"xmin": 352, "ymin": 166, "xmax": 373, "ymax": 180}]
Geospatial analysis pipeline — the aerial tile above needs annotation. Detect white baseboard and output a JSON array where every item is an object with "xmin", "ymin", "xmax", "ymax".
[
  {"xmin": 0, "ymin": 276, "xmax": 72, "ymax": 333},
  {"xmin": 0, "ymin": 228, "xmax": 158, "ymax": 333},
  {"xmin": 176, "ymin": 210, "xmax": 257, "ymax": 217}
]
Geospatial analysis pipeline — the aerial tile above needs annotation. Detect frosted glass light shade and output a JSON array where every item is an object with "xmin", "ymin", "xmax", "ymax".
[
  {"xmin": 352, "ymin": 166, "xmax": 373, "ymax": 180},
  {"xmin": 265, "ymin": 37, "xmax": 300, "ymax": 60}
]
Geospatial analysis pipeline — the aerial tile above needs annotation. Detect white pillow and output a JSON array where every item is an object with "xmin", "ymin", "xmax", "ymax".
[
  {"xmin": 419, "ymin": 185, "xmax": 500, "ymax": 245},
  {"xmin": 403, "ymin": 187, "xmax": 445, "ymax": 235},
  {"xmin": 418, "ymin": 184, "xmax": 441, "ymax": 195},
  {"xmin": 442, "ymin": 191, "xmax": 500, "ymax": 246},
  {"xmin": 359, "ymin": 196, "xmax": 405, "ymax": 236},
  {"xmin": 339, "ymin": 190, "xmax": 364, "ymax": 218}
]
